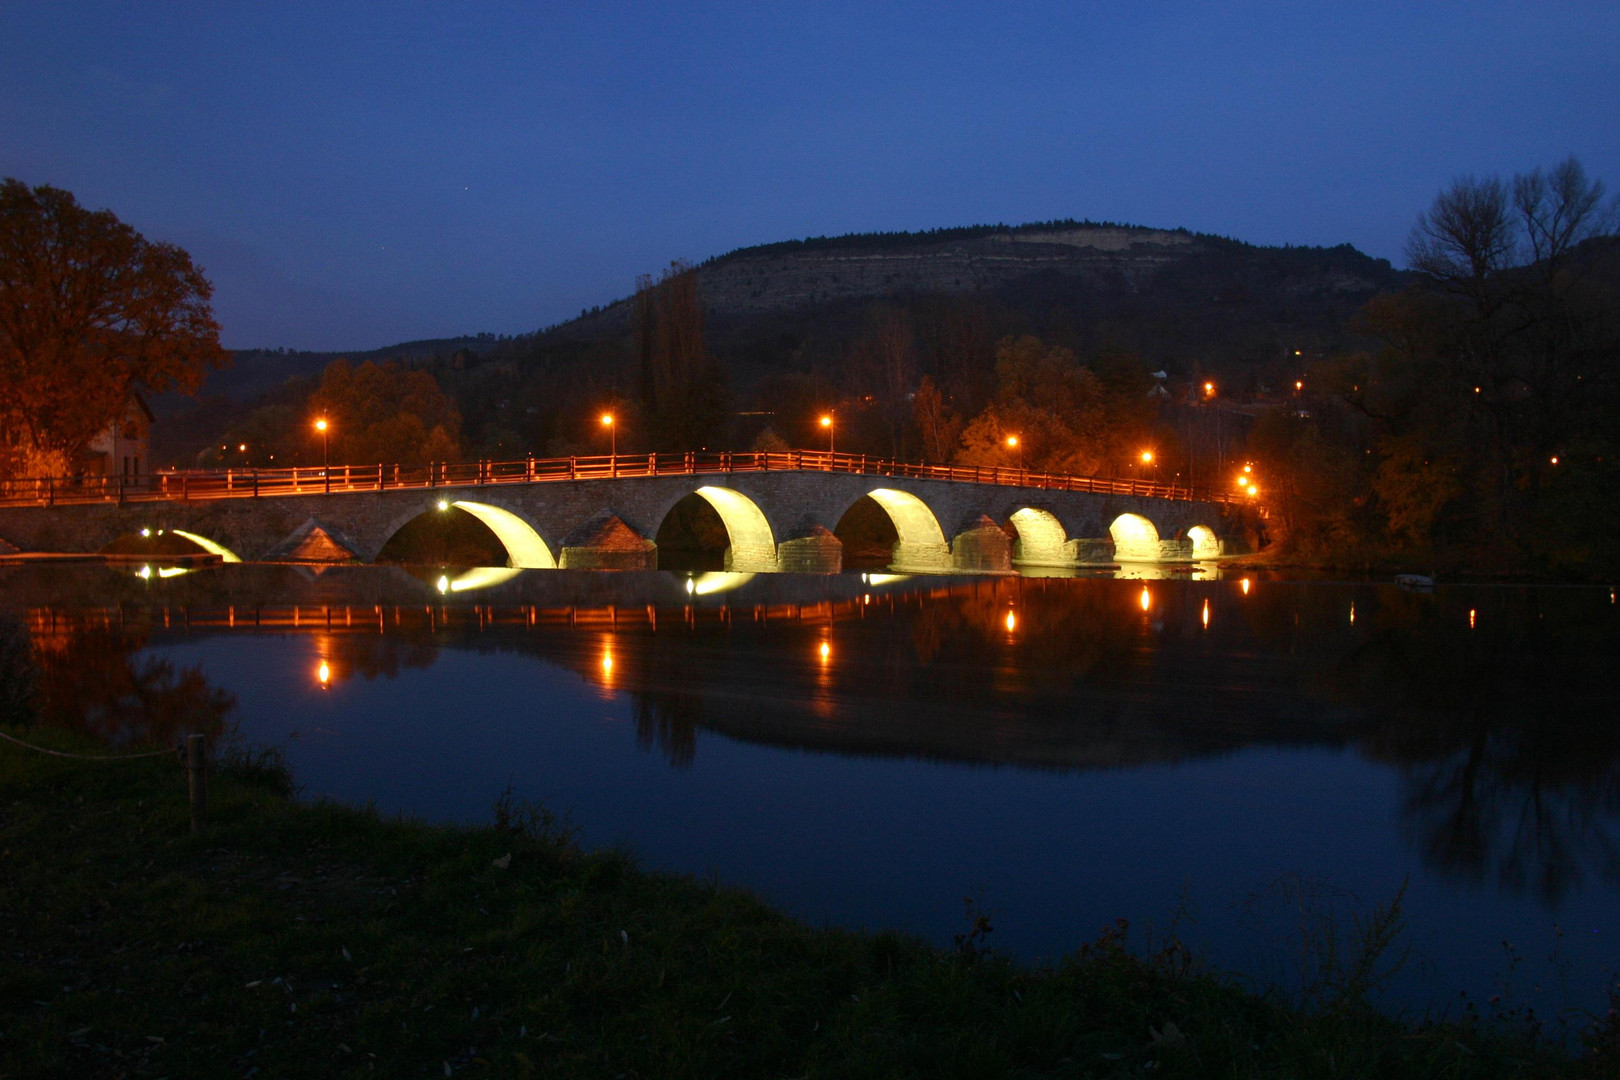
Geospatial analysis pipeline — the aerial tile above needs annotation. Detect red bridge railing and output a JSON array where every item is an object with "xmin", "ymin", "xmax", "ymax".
[{"xmin": 0, "ymin": 450, "xmax": 1245, "ymax": 509}]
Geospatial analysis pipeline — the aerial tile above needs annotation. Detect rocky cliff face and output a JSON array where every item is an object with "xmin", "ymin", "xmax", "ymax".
[
  {"xmin": 559, "ymin": 221, "xmax": 1400, "ymax": 338},
  {"xmin": 697, "ymin": 226, "xmax": 1218, "ymax": 315}
]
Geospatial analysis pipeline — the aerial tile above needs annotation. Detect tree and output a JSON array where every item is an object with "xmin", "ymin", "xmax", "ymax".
[
  {"xmin": 912, "ymin": 376, "xmax": 961, "ymax": 463},
  {"xmin": 306, "ymin": 359, "xmax": 461, "ymax": 465},
  {"xmin": 634, "ymin": 262, "xmax": 729, "ymax": 451},
  {"xmin": 0, "ymin": 179, "xmax": 227, "ymax": 476},
  {"xmin": 954, "ymin": 336, "xmax": 1160, "ymax": 477},
  {"xmin": 1358, "ymin": 157, "xmax": 1620, "ymax": 564}
]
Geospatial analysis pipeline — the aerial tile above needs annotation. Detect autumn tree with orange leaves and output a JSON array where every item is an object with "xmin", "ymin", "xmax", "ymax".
[{"xmin": 0, "ymin": 179, "xmax": 228, "ymax": 477}]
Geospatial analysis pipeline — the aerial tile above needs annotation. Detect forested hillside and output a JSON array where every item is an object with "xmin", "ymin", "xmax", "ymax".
[{"xmin": 161, "ymin": 220, "xmax": 1401, "ymax": 468}]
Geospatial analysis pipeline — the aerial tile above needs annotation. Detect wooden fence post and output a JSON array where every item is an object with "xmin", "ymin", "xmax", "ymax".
[{"xmin": 187, "ymin": 733, "xmax": 207, "ymax": 833}]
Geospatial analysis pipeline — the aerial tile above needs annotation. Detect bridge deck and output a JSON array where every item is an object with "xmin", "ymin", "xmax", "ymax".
[{"xmin": 0, "ymin": 449, "xmax": 1242, "ymax": 509}]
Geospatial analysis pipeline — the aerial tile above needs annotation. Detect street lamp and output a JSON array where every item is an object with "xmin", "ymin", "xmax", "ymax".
[
  {"xmin": 820, "ymin": 413, "xmax": 834, "ymax": 454},
  {"xmin": 1006, "ymin": 434, "xmax": 1022, "ymax": 472},
  {"xmin": 1140, "ymin": 449, "xmax": 1158, "ymax": 483},
  {"xmin": 315, "ymin": 417, "xmax": 330, "ymax": 491},
  {"xmin": 600, "ymin": 413, "xmax": 616, "ymax": 476}
]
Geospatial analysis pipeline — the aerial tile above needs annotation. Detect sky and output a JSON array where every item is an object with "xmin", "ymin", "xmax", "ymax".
[{"xmin": 2, "ymin": 2, "xmax": 1615, "ymax": 351}]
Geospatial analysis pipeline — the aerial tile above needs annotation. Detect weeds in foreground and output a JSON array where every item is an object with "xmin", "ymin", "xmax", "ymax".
[
  {"xmin": 1238, "ymin": 871, "xmax": 1412, "ymax": 1016},
  {"xmin": 952, "ymin": 895, "xmax": 994, "ymax": 960},
  {"xmin": 491, "ymin": 780, "xmax": 577, "ymax": 850},
  {"xmin": 217, "ymin": 741, "xmax": 297, "ymax": 796}
]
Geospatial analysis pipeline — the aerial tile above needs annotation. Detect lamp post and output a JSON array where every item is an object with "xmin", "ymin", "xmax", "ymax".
[
  {"xmin": 315, "ymin": 418, "xmax": 330, "ymax": 492},
  {"xmin": 600, "ymin": 413, "xmax": 615, "ymax": 476},
  {"xmin": 1006, "ymin": 434, "xmax": 1022, "ymax": 474},
  {"xmin": 820, "ymin": 413, "xmax": 834, "ymax": 455},
  {"xmin": 1140, "ymin": 449, "xmax": 1157, "ymax": 485}
]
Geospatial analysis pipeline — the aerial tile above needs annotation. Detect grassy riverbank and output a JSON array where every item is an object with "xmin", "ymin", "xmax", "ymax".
[{"xmin": 1, "ymin": 727, "xmax": 1609, "ymax": 1078}]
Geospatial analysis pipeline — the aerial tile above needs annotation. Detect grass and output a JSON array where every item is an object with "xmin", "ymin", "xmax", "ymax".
[{"xmin": 1, "ymin": 725, "xmax": 1613, "ymax": 1079}]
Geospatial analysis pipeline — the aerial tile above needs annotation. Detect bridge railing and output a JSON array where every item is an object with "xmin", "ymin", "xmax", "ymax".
[{"xmin": 0, "ymin": 449, "xmax": 1246, "ymax": 509}]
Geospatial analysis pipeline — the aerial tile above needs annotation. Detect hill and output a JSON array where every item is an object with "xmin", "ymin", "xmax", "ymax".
[
  {"xmin": 157, "ymin": 220, "xmax": 1407, "ymax": 467},
  {"xmin": 553, "ymin": 219, "xmax": 1401, "ymax": 361}
]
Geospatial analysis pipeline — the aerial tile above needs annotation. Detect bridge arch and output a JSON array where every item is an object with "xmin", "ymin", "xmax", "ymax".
[
  {"xmin": 1109, "ymin": 512, "xmax": 1161, "ymax": 563},
  {"xmin": 655, "ymin": 486, "xmax": 778, "ymax": 572},
  {"xmin": 1188, "ymin": 525, "xmax": 1222, "ymax": 559},
  {"xmin": 834, "ymin": 488, "xmax": 950, "ymax": 571},
  {"xmin": 98, "ymin": 526, "xmax": 244, "ymax": 563},
  {"xmin": 378, "ymin": 500, "xmax": 555, "ymax": 568},
  {"xmin": 451, "ymin": 501, "xmax": 555, "ymax": 568},
  {"xmin": 1006, "ymin": 507, "xmax": 1068, "ymax": 566},
  {"xmin": 167, "ymin": 529, "xmax": 244, "ymax": 563}
]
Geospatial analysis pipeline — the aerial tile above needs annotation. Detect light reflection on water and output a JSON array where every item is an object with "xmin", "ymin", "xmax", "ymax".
[{"xmin": 5, "ymin": 563, "xmax": 1618, "ymax": 1022}]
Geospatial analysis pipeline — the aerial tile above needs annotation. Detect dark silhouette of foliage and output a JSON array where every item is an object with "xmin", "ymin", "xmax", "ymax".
[
  {"xmin": 0, "ymin": 179, "xmax": 227, "ymax": 476},
  {"xmin": 634, "ymin": 262, "xmax": 730, "ymax": 451},
  {"xmin": 1284, "ymin": 157, "xmax": 1620, "ymax": 570}
]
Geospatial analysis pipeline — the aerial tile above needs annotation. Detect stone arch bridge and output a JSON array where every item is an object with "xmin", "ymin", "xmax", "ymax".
[{"xmin": 0, "ymin": 454, "xmax": 1252, "ymax": 574}]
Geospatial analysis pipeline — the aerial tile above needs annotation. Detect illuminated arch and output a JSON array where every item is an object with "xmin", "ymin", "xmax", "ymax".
[
  {"xmin": 1188, "ymin": 525, "xmax": 1222, "ymax": 559},
  {"xmin": 853, "ymin": 488, "xmax": 951, "ymax": 571},
  {"xmin": 865, "ymin": 489, "xmax": 946, "ymax": 548},
  {"xmin": 1109, "ymin": 513, "xmax": 1161, "ymax": 563},
  {"xmin": 1007, "ymin": 508, "xmax": 1068, "ymax": 566},
  {"xmin": 449, "ymin": 501, "xmax": 555, "ymax": 569},
  {"xmin": 690, "ymin": 486, "xmax": 778, "ymax": 572},
  {"xmin": 169, "ymin": 530, "xmax": 243, "ymax": 563}
]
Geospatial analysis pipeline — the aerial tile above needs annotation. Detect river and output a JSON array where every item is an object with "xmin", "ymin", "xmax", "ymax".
[{"xmin": 5, "ymin": 562, "xmax": 1616, "ymax": 1029}]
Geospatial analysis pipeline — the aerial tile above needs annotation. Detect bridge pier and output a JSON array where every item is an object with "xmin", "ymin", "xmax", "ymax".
[
  {"xmin": 775, "ymin": 524, "xmax": 842, "ymax": 573},
  {"xmin": 950, "ymin": 516, "xmax": 1013, "ymax": 573}
]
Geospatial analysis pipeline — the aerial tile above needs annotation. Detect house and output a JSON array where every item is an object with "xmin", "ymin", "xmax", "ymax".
[{"xmin": 83, "ymin": 392, "xmax": 154, "ymax": 477}]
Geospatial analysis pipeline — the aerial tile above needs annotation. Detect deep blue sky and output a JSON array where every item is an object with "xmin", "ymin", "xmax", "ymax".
[{"xmin": 3, "ymin": 3, "xmax": 1615, "ymax": 350}]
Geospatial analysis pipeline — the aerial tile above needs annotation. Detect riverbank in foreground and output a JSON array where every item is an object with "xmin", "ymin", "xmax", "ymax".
[{"xmin": 2, "ymin": 728, "xmax": 1610, "ymax": 1078}]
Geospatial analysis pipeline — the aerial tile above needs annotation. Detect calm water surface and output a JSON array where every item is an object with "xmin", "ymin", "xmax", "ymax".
[{"xmin": 7, "ymin": 563, "xmax": 1617, "ymax": 1023}]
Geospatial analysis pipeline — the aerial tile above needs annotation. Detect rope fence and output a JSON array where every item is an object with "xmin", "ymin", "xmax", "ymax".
[
  {"xmin": 2, "ymin": 728, "xmax": 211, "ymax": 831},
  {"xmin": 0, "ymin": 727, "xmax": 177, "ymax": 760}
]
